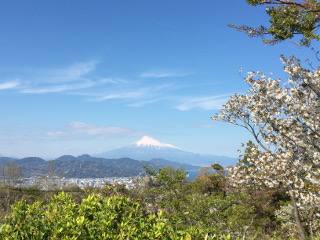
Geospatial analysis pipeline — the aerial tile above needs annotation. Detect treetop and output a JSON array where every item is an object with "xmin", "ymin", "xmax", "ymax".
[{"xmin": 230, "ymin": 0, "xmax": 320, "ymax": 46}]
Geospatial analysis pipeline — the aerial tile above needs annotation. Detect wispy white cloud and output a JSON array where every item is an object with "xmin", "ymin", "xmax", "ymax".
[
  {"xmin": 126, "ymin": 99, "xmax": 159, "ymax": 107},
  {"xmin": 46, "ymin": 122, "xmax": 142, "ymax": 139},
  {"xmin": 140, "ymin": 70, "xmax": 190, "ymax": 78},
  {"xmin": 93, "ymin": 84, "xmax": 174, "ymax": 103},
  {"xmin": 0, "ymin": 80, "xmax": 20, "ymax": 90},
  {"xmin": 197, "ymin": 125, "xmax": 217, "ymax": 128},
  {"xmin": 42, "ymin": 61, "xmax": 96, "ymax": 83},
  {"xmin": 97, "ymin": 90, "xmax": 147, "ymax": 101},
  {"xmin": 46, "ymin": 131, "xmax": 65, "ymax": 136},
  {"xmin": 0, "ymin": 122, "xmax": 142, "ymax": 145},
  {"xmin": 176, "ymin": 94, "xmax": 230, "ymax": 111},
  {"xmin": 3, "ymin": 61, "xmax": 98, "ymax": 94},
  {"xmin": 153, "ymin": 83, "xmax": 175, "ymax": 91},
  {"xmin": 21, "ymin": 80, "xmax": 94, "ymax": 94},
  {"xmin": 0, "ymin": 62, "xmax": 231, "ymax": 113},
  {"xmin": 190, "ymin": 123, "xmax": 225, "ymax": 128},
  {"xmin": 99, "ymin": 77, "xmax": 129, "ymax": 84},
  {"xmin": 1, "ymin": 61, "xmax": 190, "ymax": 110},
  {"xmin": 70, "ymin": 122, "xmax": 136, "ymax": 137}
]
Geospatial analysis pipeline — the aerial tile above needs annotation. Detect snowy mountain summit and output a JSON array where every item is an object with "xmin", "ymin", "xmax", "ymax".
[
  {"xmin": 133, "ymin": 136, "xmax": 179, "ymax": 149},
  {"xmin": 94, "ymin": 136, "xmax": 237, "ymax": 167}
]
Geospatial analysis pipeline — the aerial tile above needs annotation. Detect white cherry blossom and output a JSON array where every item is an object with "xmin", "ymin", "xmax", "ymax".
[{"xmin": 212, "ymin": 56, "xmax": 320, "ymax": 237}]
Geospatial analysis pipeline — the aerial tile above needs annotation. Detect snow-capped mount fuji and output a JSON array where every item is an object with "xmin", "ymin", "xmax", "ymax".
[
  {"xmin": 94, "ymin": 136, "xmax": 237, "ymax": 167},
  {"xmin": 133, "ymin": 136, "xmax": 180, "ymax": 150}
]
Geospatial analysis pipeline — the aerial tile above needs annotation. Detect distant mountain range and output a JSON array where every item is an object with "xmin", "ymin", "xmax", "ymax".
[
  {"xmin": 0, "ymin": 136, "xmax": 238, "ymax": 178},
  {"xmin": 0, "ymin": 155, "xmax": 153, "ymax": 178},
  {"xmin": 94, "ymin": 136, "xmax": 238, "ymax": 167},
  {"xmin": 0, "ymin": 154, "xmax": 202, "ymax": 179}
]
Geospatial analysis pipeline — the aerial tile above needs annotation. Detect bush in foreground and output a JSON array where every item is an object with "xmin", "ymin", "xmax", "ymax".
[{"xmin": 0, "ymin": 191, "xmax": 235, "ymax": 240}]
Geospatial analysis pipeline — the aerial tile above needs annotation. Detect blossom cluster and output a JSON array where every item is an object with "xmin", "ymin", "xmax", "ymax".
[{"xmin": 212, "ymin": 56, "xmax": 320, "ymax": 206}]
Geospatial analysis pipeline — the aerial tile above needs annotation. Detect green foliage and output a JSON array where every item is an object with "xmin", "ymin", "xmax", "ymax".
[
  {"xmin": 142, "ymin": 166, "xmax": 191, "ymax": 224},
  {"xmin": 0, "ymin": 192, "xmax": 198, "ymax": 239},
  {"xmin": 84, "ymin": 182, "xmax": 130, "ymax": 199},
  {"xmin": 230, "ymin": 0, "xmax": 320, "ymax": 46},
  {"xmin": 0, "ymin": 185, "xmax": 86, "ymax": 221},
  {"xmin": 141, "ymin": 166, "xmax": 274, "ymax": 238},
  {"xmin": 0, "ymin": 166, "xmax": 302, "ymax": 239},
  {"xmin": 193, "ymin": 164, "xmax": 226, "ymax": 194}
]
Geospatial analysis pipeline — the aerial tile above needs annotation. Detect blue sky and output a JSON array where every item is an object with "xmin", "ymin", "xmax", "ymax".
[{"xmin": 0, "ymin": 0, "xmax": 313, "ymax": 159}]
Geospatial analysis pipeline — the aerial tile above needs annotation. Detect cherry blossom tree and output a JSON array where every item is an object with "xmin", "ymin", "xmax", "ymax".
[{"xmin": 212, "ymin": 56, "xmax": 320, "ymax": 239}]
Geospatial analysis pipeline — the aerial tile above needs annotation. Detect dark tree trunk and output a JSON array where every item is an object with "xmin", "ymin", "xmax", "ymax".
[{"xmin": 290, "ymin": 192, "xmax": 307, "ymax": 240}]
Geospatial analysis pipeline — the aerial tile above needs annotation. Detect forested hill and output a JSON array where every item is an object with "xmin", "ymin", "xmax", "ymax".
[{"xmin": 0, "ymin": 155, "xmax": 202, "ymax": 178}]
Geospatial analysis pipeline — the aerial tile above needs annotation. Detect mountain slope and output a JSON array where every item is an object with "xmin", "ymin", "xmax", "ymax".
[
  {"xmin": 94, "ymin": 136, "xmax": 237, "ymax": 167},
  {"xmin": 149, "ymin": 158, "xmax": 201, "ymax": 170},
  {"xmin": 0, "ymin": 155, "xmax": 161, "ymax": 178}
]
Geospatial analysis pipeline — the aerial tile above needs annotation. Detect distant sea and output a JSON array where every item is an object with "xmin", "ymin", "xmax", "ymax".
[{"xmin": 186, "ymin": 170, "xmax": 199, "ymax": 181}]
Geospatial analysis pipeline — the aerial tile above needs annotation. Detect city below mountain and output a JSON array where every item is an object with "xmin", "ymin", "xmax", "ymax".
[{"xmin": 0, "ymin": 136, "xmax": 237, "ymax": 178}]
